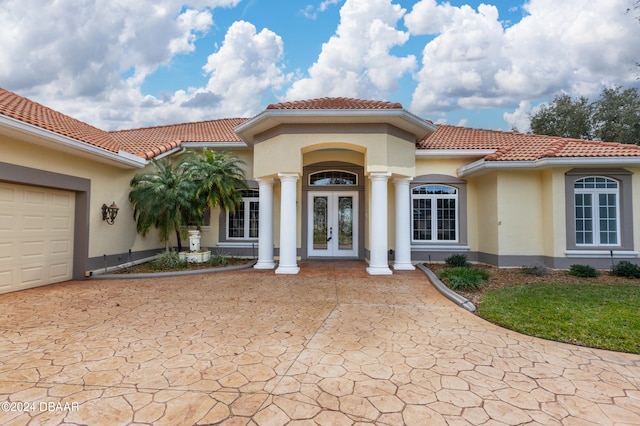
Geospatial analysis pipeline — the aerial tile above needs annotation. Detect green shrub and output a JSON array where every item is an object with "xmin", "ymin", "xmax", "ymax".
[
  {"xmin": 568, "ymin": 264, "xmax": 599, "ymax": 278},
  {"xmin": 151, "ymin": 251, "xmax": 187, "ymax": 270},
  {"xmin": 521, "ymin": 264, "xmax": 550, "ymax": 276},
  {"xmin": 437, "ymin": 267, "xmax": 490, "ymax": 291},
  {"xmin": 611, "ymin": 261, "xmax": 640, "ymax": 278},
  {"xmin": 445, "ymin": 253, "xmax": 470, "ymax": 268},
  {"xmin": 208, "ymin": 253, "xmax": 229, "ymax": 267}
]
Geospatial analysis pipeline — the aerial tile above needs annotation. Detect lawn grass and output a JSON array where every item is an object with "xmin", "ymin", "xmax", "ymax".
[{"xmin": 477, "ymin": 283, "xmax": 640, "ymax": 354}]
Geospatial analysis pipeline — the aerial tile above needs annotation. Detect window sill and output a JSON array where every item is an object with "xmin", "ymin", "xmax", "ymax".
[
  {"xmin": 218, "ymin": 241, "xmax": 259, "ymax": 248},
  {"xmin": 565, "ymin": 249, "xmax": 639, "ymax": 258},
  {"xmin": 411, "ymin": 245, "xmax": 470, "ymax": 251}
]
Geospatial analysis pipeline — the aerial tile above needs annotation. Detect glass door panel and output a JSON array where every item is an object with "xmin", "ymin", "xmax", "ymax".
[
  {"xmin": 313, "ymin": 196, "xmax": 328, "ymax": 250},
  {"xmin": 337, "ymin": 196, "xmax": 353, "ymax": 251},
  {"xmin": 308, "ymin": 192, "xmax": 358, "ymax": 257}
]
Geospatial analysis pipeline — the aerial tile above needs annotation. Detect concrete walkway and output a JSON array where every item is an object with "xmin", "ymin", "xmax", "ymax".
[{"xmin": 0, "ymin": 261, "xmax": 639, "ymax": 425}]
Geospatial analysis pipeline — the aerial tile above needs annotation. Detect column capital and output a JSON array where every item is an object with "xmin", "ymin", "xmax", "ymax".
[
  {"xmin": 393, "ymin": 176, "xmax": 413, "ymax": 184},
  {"xmin": 277, "ymin": 173, "xmax": 300, "ymax": 182},
  {"xmin": 256, "ymin": 177, "xmax": 275, "ymax": 185},
  {"xmin": 368, "ymin": 172, "xmax": 392, "ymax": 181}
]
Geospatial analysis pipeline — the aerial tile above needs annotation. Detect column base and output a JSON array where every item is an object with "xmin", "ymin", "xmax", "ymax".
[
  {"xmin": 366, "ymin": 265, "xmax": 393, "ymax": 275},
  {"xmin": 254, "ymin": 261, "xmax": 276, "ymax": 270},
  {"xmin": 275, "ymin": 265, "xmax": 300, "ymax": 274},
  {"xmin": 393, "ymin": 262, "xmax": 416, "ymax": 271}
]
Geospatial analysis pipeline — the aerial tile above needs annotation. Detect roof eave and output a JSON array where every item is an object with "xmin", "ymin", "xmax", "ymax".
[
  {"xmin": 458, "ymin": 157, "xmax": 640, "ymax": 177},
  {"xmin": 416, "ymin": 149, "xmax": 498, "ymax": 158},
  {"xmin": 234, "ymin": 109, "xmax": 436, "ymax": 144},
  {"xmin": 0, "ymin": 115, "xmax": 147, "ymax": 169}
]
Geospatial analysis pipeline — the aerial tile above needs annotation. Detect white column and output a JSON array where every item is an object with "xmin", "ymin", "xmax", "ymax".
[
  {"xmin": 367, "ymin": 172, "xmax": 392, "ymax": 275},
  {"xmin": 276, "ymin": 173, "xmax": 300, "ymax": 274},
  {"xmin": 393, "ymin": 177, "xmax": 415, "ymax": 270},
  {"xmin": 254, "ymin": 177, "xmax": 275, "ymax": 269}
]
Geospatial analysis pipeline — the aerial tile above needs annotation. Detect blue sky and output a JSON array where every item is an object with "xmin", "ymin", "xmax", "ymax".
[{"xmin": 1, "ymin": 0, "xmax": 639, "ymax": 132}]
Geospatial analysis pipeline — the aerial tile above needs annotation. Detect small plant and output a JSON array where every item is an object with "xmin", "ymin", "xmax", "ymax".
[
  {"xmin": 151, "ymin": 251, "xmax": 187, "ymax": 270},
  {"xmin": 208, "ymin": 253, "xmax": 229, "ymax": 267},
  {"xmin": 568, "ymin": 264, "xmax": 598, "ymax": 278},
  {"xmin": 611, "ymin": 261, "xmax": 640, "ymax": 278},
  {"xmin": 437, "ymin": 267, "xmax": 490, "ymax": 291},
  {"xmin": 445, "ymin": 253, "xmax": 470, "ymax": 268},
  {"xmin": 521, "ymin": 264, "xmax": 550, "ymax": 276}
]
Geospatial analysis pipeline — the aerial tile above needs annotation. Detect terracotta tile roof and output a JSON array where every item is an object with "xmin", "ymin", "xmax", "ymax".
[
  {"xmin": 0, "ymin": 87, "xmax": 121, "ymax": 152},
  {"xmin": 109, "ymin": 118, "xmax": 246, "ymax": 160},
  {"xmin": 2, "ymin": 88, "xmax": 639, "ymax": 164},
  {"xmin": 267, "ymin": 97, "xmax": 403, "ymax": 110},
  {"xmin": 420, "ymin": 125, "xmax": 640, "ymax": 161}
]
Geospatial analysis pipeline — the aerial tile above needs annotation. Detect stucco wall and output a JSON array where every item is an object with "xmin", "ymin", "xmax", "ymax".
[
  {"xmin": 1, "ymin": 134, "xmax": 164, "ymax": 261},
  {"xmin": 253, "ymin": 124, "xmax": 416, "ymax": 178}
]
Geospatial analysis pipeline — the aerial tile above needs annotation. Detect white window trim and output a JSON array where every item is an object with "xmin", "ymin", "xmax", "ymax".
[
  {"xmin": 226, "ymin": 194, "xmax": 259, "ymax": 241},
  {"xmin": 308, "ymin": 169, "xmax": 358, "ymax": 186},
  {"xmin": 411, "ymin": 184, "xmax": 459, "ymax": 244},
  {"xmin": 574, "ymin": 177, "xmax": 620, "ymax": 247}
]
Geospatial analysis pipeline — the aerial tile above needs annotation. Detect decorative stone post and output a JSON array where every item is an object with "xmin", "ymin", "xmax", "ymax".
[
  {"xmin": 367, "ymin": 172, "xmax": 392, "ymax": 275},
  {"xmin": 393, "ymin": 177, "xmax": 415, "ymax": 270},
  {"xmin": 276, "ymin": 173, "xmax": 300, "ymax": 274},
  {"xmin": 254, "ymin": 177, "xmax": 275, "ymax": 269},
  {"xmin": 188, "ymin": 229, "xmax": 201, "ymax": 252}
]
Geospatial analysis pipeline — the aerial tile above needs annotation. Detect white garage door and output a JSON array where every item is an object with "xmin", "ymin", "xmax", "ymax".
[{"xmin": 0, "ymin": 182, "xmax": 75, "ymax": 294}]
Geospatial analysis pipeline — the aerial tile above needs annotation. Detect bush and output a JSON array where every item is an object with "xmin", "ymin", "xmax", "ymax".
[
  {"xmin": 521, "ymin": 264, "xmax": 550, "ymax": 276},
  {"xmin": 611, "ymin": 261, "xmax": 640, "ymax": 278},
  {"xmin": 208, "ymin": 253, "xmax": 229, "ymax": 267},
  {"xmin": 437, "ymin": 267, "xmax": 490, "ymax": 291},
  {"xmin": 151, "ymin": 251, "xmax": 187, "ymax": 270},
  {"xmin": 445, "ymin": 253, "xmax": 470, "ymax": 268},
  {"xmin": 568, "ymin": 264, "xmax": 599, "ymax": 278}
]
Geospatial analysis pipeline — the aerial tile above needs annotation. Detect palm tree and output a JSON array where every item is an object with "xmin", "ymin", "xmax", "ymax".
[
  {"xmin": 128, "ymin": 149, "xmax": 247, "ymax": 252},
  {"xmin": 181, "ymin": 149, "xmax": 248, "ymax": 213},
  {"xmin": 129, "ymin": 159, "xmax": 199, "ymax": 252}
]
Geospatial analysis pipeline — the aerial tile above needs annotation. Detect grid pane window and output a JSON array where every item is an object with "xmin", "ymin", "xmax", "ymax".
[
  {"xmin": 574, "ymin": 177, "xmax": 618, "ymax": 246},
  {"xmin": 412, "ymin": 185, "xmax": 457, "ymax": 242},
  {"xmin": 227, "ymin": 190, "xmax": 259, "ymax": 240}
]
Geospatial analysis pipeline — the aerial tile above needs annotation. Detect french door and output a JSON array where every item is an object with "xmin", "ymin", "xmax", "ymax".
[{"xmin": 308, "ymin": 191, "xmax": 358, "ymax": 257}]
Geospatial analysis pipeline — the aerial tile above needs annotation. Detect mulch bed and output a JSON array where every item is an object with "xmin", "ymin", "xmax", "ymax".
[{"xmin": 424, "ymin": 263, "xmax": 639, "ymax": 307}]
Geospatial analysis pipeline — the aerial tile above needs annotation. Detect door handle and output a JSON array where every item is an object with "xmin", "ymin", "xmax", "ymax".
[{"xmin": 327, "ymin": 227, "xmax": 333, "ymax": 242}]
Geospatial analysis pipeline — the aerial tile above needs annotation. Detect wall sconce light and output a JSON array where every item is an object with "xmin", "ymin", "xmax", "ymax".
[{"xmin": 102, "ymin": 202, "xmax": 119, "ymax": 225}]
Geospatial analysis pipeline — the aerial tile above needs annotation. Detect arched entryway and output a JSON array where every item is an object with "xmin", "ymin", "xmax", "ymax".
[{"xmin": 301, "ymin": 161, "xmax": 365, "ymax": 259}]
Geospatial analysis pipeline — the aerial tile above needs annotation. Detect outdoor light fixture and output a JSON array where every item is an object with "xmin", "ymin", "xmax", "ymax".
[{"xmin": 101, "ymin": 202, "xmax": 119, "ymax": 225}]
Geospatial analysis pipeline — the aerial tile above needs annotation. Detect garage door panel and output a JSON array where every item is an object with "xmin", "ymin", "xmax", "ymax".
[
  {"xmin": 50, "ymin": 263, "xmax": 71, "ymax": 279},
  {"xmin": 0, "ymin": 182, "xmax": 74, "ymax": 294},
  {"xmin": 51, "ymin": 216, "xmax": 72, "ymax": 232},
  {"xmin": 23, "ymin": 188, "xmax": 46, "ymax": 205},
  {"xmin": 0, "ymin": 186, "xmax": 15, "ymax": 202},
  {"xmin": 0, "ymin": 270, "xmax": 12, "ymax": 290}
]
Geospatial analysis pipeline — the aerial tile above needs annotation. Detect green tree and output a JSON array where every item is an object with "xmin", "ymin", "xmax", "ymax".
[
  {"xmin": 129, "ymin": 159, "xmax": 198, "ymax": 252},
  {"xmin": 128, "ymin": 149, "xmax": 247, "ymax": 252},
  {"xmin": 181, "ymin": 149, "xmax": 248, "ymax": 214},
  {"xmin": 592, "ymin": 86, "xmax": 640, "ymax": 145},
  {"xmin": 530, "ymin": 94, "xmax": 592, "ymax": 139}
]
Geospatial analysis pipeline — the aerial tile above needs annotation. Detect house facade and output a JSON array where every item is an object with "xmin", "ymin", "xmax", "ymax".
[{"xmin": 1, "ymin": 88, "xmax": 639, "ymax": 293}]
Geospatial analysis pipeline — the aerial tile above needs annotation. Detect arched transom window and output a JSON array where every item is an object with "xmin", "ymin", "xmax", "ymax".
[
  {"xmin": 412, "ymin": 184, "xmax": 458, "ymax": 242},
  {"xmin": 309, "ymin": 170, "xmax": 357, "ymax": 186},
  {"xmin": 574, "ymin": 177, "xmax": 619, "ymax": 245}
]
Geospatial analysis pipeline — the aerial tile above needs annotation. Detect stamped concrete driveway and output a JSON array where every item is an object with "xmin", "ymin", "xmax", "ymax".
[{"xmin": 1, "ymin": 260, "xmax": 639, "ymax": 425}]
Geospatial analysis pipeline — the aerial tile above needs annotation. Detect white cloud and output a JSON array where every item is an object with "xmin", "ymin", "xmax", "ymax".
[
  {"xmin": 0, "ymin": 0, "xmax": 240, "ymax": 129},
  {"xmin": 406, "ymin": 0, "xmax": 640, "ymax": 129},
  {"xmin": 503, "ymin": 100, "xmax": 534, "ymax": 132},
  {"xmin": 302, "ymin": 0, "xmax": 342, "ymax": 19},
  {"xmin": 199, "ymin": 21, "xmax": 289, "ymax": 117},
  {"xmin": 285, "ymin": 0, "xmax": 416, "ymax": 101}
]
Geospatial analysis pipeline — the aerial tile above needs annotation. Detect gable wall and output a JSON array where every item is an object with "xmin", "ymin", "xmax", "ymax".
[{"xmin": 1, "ymin": 134, "xmax": 163, "ymax": 265}]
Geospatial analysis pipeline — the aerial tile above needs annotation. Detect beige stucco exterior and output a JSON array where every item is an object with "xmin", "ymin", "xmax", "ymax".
[
  {"xmin": 2, "ymin": 99, "xmax": 639, "ymax": 286},
  {"xmin": 1, "ymin": 134, "xmax": 163, "ymax": 260}
]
